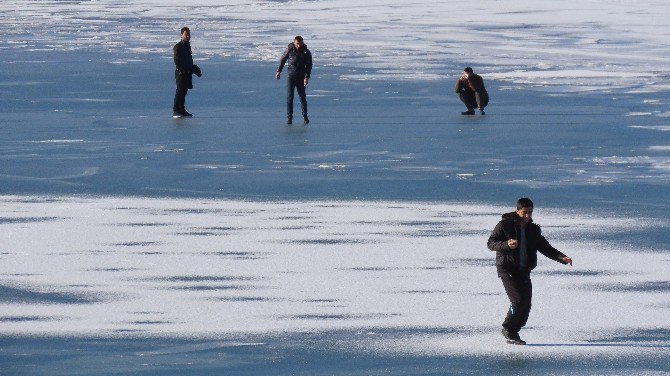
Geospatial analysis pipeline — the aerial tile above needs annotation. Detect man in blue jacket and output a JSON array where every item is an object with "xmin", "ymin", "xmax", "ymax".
[
  {"xmin": 487, "ymin": 198, "xmax": 573, "ymax": 345},
  {"xmin": 276, "ymin": 36, "xmax": 312, "ymax": 124}
]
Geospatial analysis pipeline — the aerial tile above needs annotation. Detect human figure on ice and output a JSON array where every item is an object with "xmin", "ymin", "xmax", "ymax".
[
  {"xmin": 487, "ymin": 198, "xmax": 573, "ymax": 345},
  {"xmin": 276, "ymin": 36, "xmax": 312, "ymax": 125},
  {"xmin": 455, "ymin": 67, "xmax": 488, "ymax": 115},
  {"xmin": 173, "ymin": 27, "xmax": 202, "ymax": 118}
]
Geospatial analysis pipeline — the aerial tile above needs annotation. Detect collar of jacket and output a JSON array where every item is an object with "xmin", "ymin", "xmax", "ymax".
[
  {"xmin": 501, "ymin": 211, "xmax": 534, "ymax": 225},
  {"xmin": 290, "ymin": 43, "xmax": 307, "ymax": 52}
]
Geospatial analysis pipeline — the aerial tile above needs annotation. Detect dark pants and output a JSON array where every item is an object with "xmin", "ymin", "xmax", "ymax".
[
  {"xmin": 286, "ymin": 75, "xmax": 307, "ymax": 119},
  {"xmin": 459, "ymin": 91, "xmax": 489, "ymax": 110},
  {"xmin": 173, "ymin": 70, "xmax": 190, "ymax": 113},
  {"xmin": 499, "ymin": 271, "xmax": 532, "ymax": 334}
]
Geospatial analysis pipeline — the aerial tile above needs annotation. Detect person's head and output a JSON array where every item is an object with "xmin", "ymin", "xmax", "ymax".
[
  {"xmin": 463, "ymin": 66, "xmax": 473, "ymax": 78},
  {"xmin": 293, "ymin": 36, "xmax": 304, "ymax": 49},
  {"xmin": 515, "ymin": 197, "xmax": 534, "ymax": 223},
  {"xmin": 180, "ymin": 27, "xmax": 190, "ymax": 42}
]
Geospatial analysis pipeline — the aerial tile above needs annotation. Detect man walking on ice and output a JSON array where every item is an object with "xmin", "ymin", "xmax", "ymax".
[
  {"xmin": 276, "ymin": 36, "xmax": 312, "ymax": 125},
  {"xmin": 487, "ymin": 198, "xmax": 573, "ymax": 345}
]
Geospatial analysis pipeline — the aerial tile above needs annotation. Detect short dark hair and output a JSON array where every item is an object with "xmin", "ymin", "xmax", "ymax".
[
  {"xmin": 464, "ymin": 67, "xmax": 473, "ymax": 73},
  {"xmin": 181, "ymin": 27, "xmax": 190, "ymax": 35},
  {"xmin": 516, "ymin": 197, "xmax": 534, "ymax": 209},
  {"xmin": 294, "ymin": 36, "xmax": 304, "ymax": 42}
]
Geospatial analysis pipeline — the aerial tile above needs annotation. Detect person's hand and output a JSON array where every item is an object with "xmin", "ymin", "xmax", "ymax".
[
  {"xmin": 562, "ymin": 256, "xmax": 573, "ymax": 266},
  {"xmin": 304, "ymin": 77, "xmax": 309, "ymax": 86},
  {"xmin": 507, "ymin": 239, "xmax": 518, "ymax": 250},
  {"xmin": 276, "ymin": 71, "xmax": 281, "ymax": 80}
]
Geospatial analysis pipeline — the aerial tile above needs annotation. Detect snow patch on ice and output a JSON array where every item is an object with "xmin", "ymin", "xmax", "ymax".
[
  {"xmin": 1, "ymin": 195, "xmax": 668, "ymax": 345},
  {"xmin": 3, "ymin": 0, "xmax": 669, "ymax": 91}
]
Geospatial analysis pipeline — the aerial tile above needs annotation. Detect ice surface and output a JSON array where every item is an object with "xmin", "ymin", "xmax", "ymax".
[
  {"xmin": 0, "ymin": 195, "xmax": 668, "ymax": 343},
  {"xmin": 2, "ymin": 0, "xmax": 670, "ymax": 91},
  {"xmin": 2, "ymin": 52, "xmax": 669, "ymax": 210},
  {"xmin": 1, "ymin": 195, "xmax": 669, "ymax": 375}
]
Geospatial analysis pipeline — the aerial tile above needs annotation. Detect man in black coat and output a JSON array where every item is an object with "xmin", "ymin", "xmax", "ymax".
[
  {"xmin": 455, "ymin": 67, "xmax": 488, "ymax": 115},
  {"xmin": 173, "ymin": 27, "xmax": 201, "ymax": 118},
  {"xmin": 487, "ymin": 198, "xmax": 573, "ymax": 345},
  {"xmin": 276, "ymin": 36, "xmax": 313, "ymax": 125}
]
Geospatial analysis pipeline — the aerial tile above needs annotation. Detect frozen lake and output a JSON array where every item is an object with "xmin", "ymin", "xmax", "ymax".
[
  {"xmin": 3, "ymin": 50, "xmax": 669, "ymax": 216},
  {"xmin": 1, "ymin": 0, "xmax": 669, "ymax": 374}
]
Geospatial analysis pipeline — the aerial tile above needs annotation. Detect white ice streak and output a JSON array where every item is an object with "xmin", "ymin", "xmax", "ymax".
[
  {"xmin": 630, "ymin": 126, "xmax": 670, "ymax": 132},
  {"xmin": 0, "ymin": 194, "xmax": 668, "ymax": 356},
  {"xmin": 33, "ymin": 139, "xmax": 86, "ymax": 144},
  {"xmin": 3, "ymin": 0, "xmax": 670, "ymax": 91},
  {"xmin": 592, "ymin": 155, "xmax": 670, "ymax": 172}
]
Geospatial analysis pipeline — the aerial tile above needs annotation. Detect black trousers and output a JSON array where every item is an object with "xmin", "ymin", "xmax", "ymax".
[
  {"xmin": 499, "ymin": 271, "xmax": 532, "ymax": 333},
  {"xmin": 173, "ymin": 70, "xmax": 190, "ymax": 112},
  {"xmin": 286, "ymin": 75, "xmax": 307, "ymax": 119},
  {"xmin": 459, "ymin": 91, "xmax": 489, "ymax": 110}
]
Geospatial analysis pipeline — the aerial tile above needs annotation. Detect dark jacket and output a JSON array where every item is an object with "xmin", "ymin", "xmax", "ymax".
[
  {"xmin": 277, "ymin": 43, "xmax": 312, "ymax": 79},
  {"xmin": 487, "ymin": 212, "xmax": 567, "ymax": 276},
  {"xmin": 455, "ymin": 73, "xmax": 488, "ymax": 108},
  {"xmin": 174, "ymin": 40, "xmax": 201, "ymax": 89}
]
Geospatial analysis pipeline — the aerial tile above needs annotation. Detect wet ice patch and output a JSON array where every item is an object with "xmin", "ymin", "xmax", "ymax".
[
  {"xmin": 0, "ymin": 283, "xmax": 109, "ymax": 305},
  {"xmin": 589, "ymin": 281, "xmax": 670, "ymax": 293},
  {"xmin": 0, "ymin": 216, "xmax": 61, "ymax": 224}
]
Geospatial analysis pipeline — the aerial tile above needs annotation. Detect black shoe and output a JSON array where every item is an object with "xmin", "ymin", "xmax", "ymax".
[
  {"xmin": 479, "ymin": 109, "xmax": 485, "ymax": 115},
  {"xmin": 502, "ymin": 329, "xmax": 526, "ymax": 345},
  {"xmin": 303, "ymin": 117, "xmax": 309, "ymax": 125},
  {"xmin": 508, "ymin": 338, "xmax": 526, "ymax": 345},
  {"xmin": 287, "ymin": 117, "xmax": 293, "ymax": 125},
  {"xmin": 172, "ymin": 111, "xmax": 183, "ymax": 118},
  {"xmin": 461, "ymin": 110, "xmax": 475, "ymax": 115},
  {"xmin": 182, "ymin": 110, "xmax": 193, "ymax": 117},
  {"xmin": 501, "ymin": 328, "xmax": 513, "ymax": 340}
]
